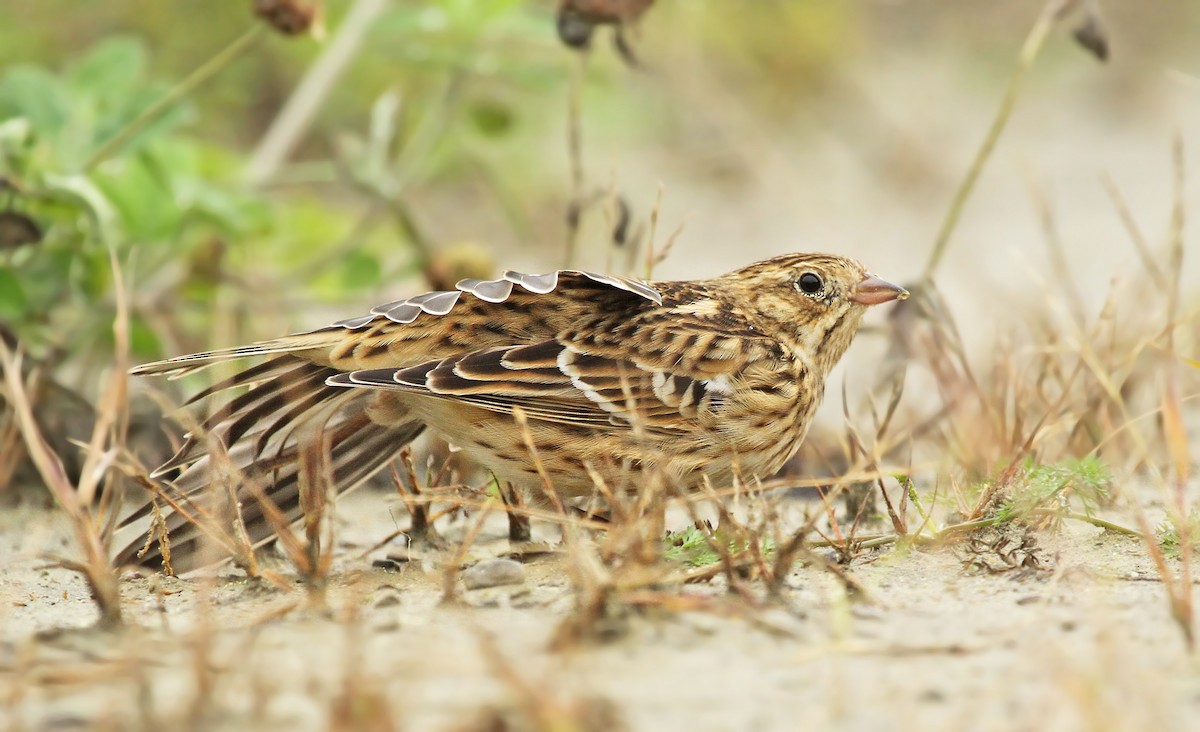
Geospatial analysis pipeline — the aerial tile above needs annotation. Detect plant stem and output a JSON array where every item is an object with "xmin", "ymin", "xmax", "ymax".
[
  {"xmin": 921, "ymin": 0, "xmax": 1066, "ymax": 281},
  {"xmin": 245, "ymin": 0, "xmax": 390, "ymax": 186},
  {"xmin": 1029, "ymin": 509, "xmax": 1143, "ymax": 537},
  {"xmin": 82, "ymin": 25, "xmax": 265, "ymax": 173}
]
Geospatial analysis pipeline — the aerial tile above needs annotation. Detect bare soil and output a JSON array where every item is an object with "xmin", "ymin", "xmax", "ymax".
[{"xmin": 2, "ymin": 488, "xmax": 1197, "ymax": 732}]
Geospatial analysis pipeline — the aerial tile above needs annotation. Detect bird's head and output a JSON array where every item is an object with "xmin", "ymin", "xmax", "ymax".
[{"xmin": 728, "ymin": 253, "xmax": 908, "ymax": 374}]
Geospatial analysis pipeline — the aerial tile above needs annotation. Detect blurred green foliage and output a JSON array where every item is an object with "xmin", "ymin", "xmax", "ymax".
[
  {"xmin": 0, "ymin": 35, "xmax": 268, "ymax": 362},
  {"xmin": 994, "ymin": 455, "xmax": 1112, "ymax": 526},
  {"xmin": 663, "ymin": 524, "xmax": 775, "ymax": 568},
  {"xmin": 1158, "ymin": 511, "xmax": 1200, "ymax": 559},
  {"xmin": 0, "ymin": 2, "xmax": 569, "ymax": 372},
  {"xmin": 0, "ymin": 0, "xmax": 869, "ymax": 392}
]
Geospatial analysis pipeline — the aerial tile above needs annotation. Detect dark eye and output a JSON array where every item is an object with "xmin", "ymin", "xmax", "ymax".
[{"xmin": 795, "ymin": 272, "xmax": 823, "ymax": 296}]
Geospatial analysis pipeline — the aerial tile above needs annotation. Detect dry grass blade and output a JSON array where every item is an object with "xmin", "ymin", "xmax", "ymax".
[
  {"xmin": 0, "ymin": 403, "xmax": 26, "ymax": 491},
  {"xmin": 238, "ymin": 468, "xmax": 315, "ymax": 577},
  {"xmin": 440, "ymin": 502, "xmax": 493, "ymax": 606},
  {"xmin": 389, "ymin": 450, "xmax": 445, "ymax": 546},
  {"xmin": 132, "ymin": 498, "xmax": 174, "ymax": 576},
  {"xmin": 297, "ymin": 429, "xmax": 337, "ymax": 597},
  {"xmin": 1100, "ymin": 172, "xmax": 1166, "ymax": 288},
  {"xmin": 677, "ymin": 481, "xmax": 756, "ymax": 603},
  {"xmin": 563, "ymin": 53, "xmax": 587, "ymax": 267},
  {"xmin": 83, "ymin": 24, "xmax": 265, "ymax": 172},
  {"xmin": 94, "ymin": 249, "xmax": 135, "ymax": 540},
  {"xmin": 0, "ymin": 246, "xmax": 136, "ymax": 627},
  {"xmin": 1024, "ymin": 170, "xmax": 1087, "ymax": 324},
  {"xmin": 326, "ymin": 608, "xmax": 399, "ymax": 732},
  {"xmin": 0, "ymin": 343, "xmax": 122, "ymax": 628},
  {"xmin": 1153, "ymin": 134, "xmax": 1193, "ymax": 649},
  {"xmin": 923, "ymin": 0, "xmax": 1075, "ymax": 281},
  {"xmin": 124, "ymin": 468, "xmax": 247, "ymax": 574}
]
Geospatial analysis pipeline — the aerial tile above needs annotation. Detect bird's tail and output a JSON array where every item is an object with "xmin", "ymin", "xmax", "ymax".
[{"xmin": 116, "ymin": 344, "xmax": 423, "ymax": 574}]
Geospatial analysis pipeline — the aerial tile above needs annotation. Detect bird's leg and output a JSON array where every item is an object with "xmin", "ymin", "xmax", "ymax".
[
  {"xmin": 498, "ymin": 481, "xmax": 533, "ymax": 543},
  {"xmin": 392, "ymin": 456, "xmax": 448, "ymax": 551}
]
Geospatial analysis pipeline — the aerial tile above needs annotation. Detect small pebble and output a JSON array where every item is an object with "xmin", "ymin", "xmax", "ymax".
[
  {"xmin": 919, "ymin": 689, "xmax": 946, "ymax": 703},
  {"xmin": 462, "ymin": 558, "xmax": 526, "ymax": 590},
  {"xmin": 372, "ymin": 557, "xmax": 406, "ymax": 571},
  {"xmin": 464, "ymin": 586, "xmax": 530, "ymax": 608},
  {"xmin": 374, "ymin": 590, "xmax": 403, "ymax": 608}
]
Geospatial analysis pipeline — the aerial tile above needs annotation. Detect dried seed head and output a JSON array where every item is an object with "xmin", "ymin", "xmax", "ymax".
[
  {"xmin": 0, "ymin": 210, "xmax": 41, "ymax": 249},
  {"xmin": 253, "ymin": 0, "xmax": 323, "ymax": 37}
]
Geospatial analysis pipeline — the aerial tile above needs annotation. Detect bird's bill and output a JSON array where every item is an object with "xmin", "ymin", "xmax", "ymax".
[{"xmin": 852, "ymin": 274, "xmax": 909, "ymax": 305}]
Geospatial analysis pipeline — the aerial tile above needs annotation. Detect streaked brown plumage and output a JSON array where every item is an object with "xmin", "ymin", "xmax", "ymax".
[{"xmin": 117, "ymin": 253, "xmax": 907, "ymax": 571}]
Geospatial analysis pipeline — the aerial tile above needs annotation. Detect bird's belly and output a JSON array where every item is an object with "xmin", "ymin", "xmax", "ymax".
[
  {"xmin": 397, "ymin": 395, "xmax": 810, "ymax": 500},
  {"xmin": 403, "ymin": 400, "xmax": 605, "ymax": 498}
]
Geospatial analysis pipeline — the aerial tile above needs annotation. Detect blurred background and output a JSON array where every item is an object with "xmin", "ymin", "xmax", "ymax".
[{"xmin": 1, "ymin": 0, "xmax": 1198, "ymax": 482}]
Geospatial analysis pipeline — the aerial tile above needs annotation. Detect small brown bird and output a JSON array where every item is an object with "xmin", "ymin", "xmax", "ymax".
[{"xmin": 118, "ymin": 253, "xmax": 906, "ymax": 571}]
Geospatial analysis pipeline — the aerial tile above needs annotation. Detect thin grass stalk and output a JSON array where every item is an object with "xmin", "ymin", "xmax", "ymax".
[
  {"xmin": 563, "ymin": 54, "xmax": 588, "ymax": 267},
  {"xmin": 1157, "ymin": 134, "xmax": 1193, "ymax": 649},
  {"xmin": 297, "ymin": 431, "xmax": 337, "ymax": 603},
  {"xmin": 245, "ymin": 0, "xmax": 390, "ymax": 185},
  {"xmin": 0, "ymin": 345, "xmax": 122, "ymax": 627},
  {"xmin": 440, "ymin": 502, "xmax": 493, "ymax": 606},
  {"xmin": 923, "ymin": 0, "xmax": 1072, "ymax": 280},
  {"xmin": 1100, "ymin": 172, "xmax": 1166, "ymax": 288},
  {"xmin": 83, "ymin": 25, "xmax": 265, "ymax": 173}
]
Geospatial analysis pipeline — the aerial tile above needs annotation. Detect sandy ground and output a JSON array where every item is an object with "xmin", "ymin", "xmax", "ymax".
[{"xmin": 2, "ymin": 487, "xmax": 1198, "ymax": 732}]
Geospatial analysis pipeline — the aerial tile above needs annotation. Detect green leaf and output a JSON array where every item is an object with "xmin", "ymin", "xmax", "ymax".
[
  {"xmin": 69, "ymin": 36, "xmax": 147, "ymax": 99},
  {"xmin": 44, "ymin": 173, "xmax": 120, "ymax": 243},
  {"xmin": 98, "ymin": 86, "xmax": 190, "ymax": 156},
  {"xmin": 663, "ymin": 526, "xmax": 776, "ymax": 567},
  {"xmin": 16, "ymin": 245, "xmax": 67, "ymax": 300},
  {"xmin": 0, "ymin": 117, "xmax": 33, "ymax": 152},
  {"xmin": 0, "ymin": 65, "xmax": 70, "ymax": 135},
  {"xmin": 0, "ymin": 267, "xmax": 27, "ymax": 318}
]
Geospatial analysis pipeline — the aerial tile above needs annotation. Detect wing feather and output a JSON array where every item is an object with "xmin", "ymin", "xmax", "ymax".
[
  {"xmin": 325, "ymin": 269, "xmax": 662, "ymax": 334},
  {"xmin": 326, "ymin": 336, "xmax": 733, "ymax": 434}
]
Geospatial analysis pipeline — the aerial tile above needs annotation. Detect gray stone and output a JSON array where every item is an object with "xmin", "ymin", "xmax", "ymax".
[{"xmin": 461, "ymin": 558, "xmax": 526, "ymax": 590}]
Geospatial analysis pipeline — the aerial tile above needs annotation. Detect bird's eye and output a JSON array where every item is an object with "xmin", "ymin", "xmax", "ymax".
[{"xmin": 795, "ymin": 272, "xmax": 824, "ymax": 296}]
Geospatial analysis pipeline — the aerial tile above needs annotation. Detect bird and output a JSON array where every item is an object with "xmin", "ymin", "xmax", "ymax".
[{"xmin": 116, "ymin": 253, "xmax": 907, "ymax": 572}]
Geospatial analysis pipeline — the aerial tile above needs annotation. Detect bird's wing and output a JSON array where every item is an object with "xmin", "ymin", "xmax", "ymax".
[
  {"xmin": 129, "ymin": 269, "xmax": 667, "ymax": 473},
  {"xmin": 130, "ymin": 269, "xmax": 663, "ymax": 378},
  {"xmin": 327, "ymin": 328, "xmax": 775, "ymax": 434}
]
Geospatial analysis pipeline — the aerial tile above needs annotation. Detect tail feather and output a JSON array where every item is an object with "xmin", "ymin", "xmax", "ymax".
[
  {"xmin": 221, "ymin": 362, "xmax": 334, "ymax": 450},
  {"xmin": 120, "ymin": 347, "xmax": 424, "ymax": 574},
  {"xmin": 118, "ymin": 361, "xmax": 349, "ymax": 528},
  {"xmin": 252, "ymin": 385, "xmax": 339, "ymax": 458},
  {"xmin": 117, "ymin": 414, "xmax": 424, "ymax": 574},
  {"xmin": 129, "ymin": 332, "xmax": 340, "ymax": 378},
  {"xmin": 150, "ymin": 358, "xmax": 335, "ymax": 477},
  {"xmin": 182, "ymin": 357, "xmax": 297, "ymax": 406}
]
